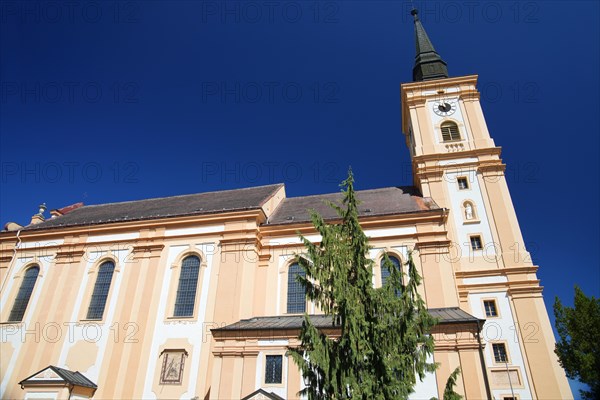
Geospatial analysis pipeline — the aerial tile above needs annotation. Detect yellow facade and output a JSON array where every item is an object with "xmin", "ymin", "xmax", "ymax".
[{"xmin": 0, "ymin": 17, "xmax": 572, "ymax": 400}]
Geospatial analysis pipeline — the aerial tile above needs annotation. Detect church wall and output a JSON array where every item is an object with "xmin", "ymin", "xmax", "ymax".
[{"xmin": 0, "ymin": 212, "xmax": 266, "ymax": 400}]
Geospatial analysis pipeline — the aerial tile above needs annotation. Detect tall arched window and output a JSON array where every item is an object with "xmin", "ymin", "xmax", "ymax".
[
  {"xmin": 8, "ymin": 266, "xmax": 40, "ymax": 322},
  {"xmin": 381, "ymin": 255, "xmax": 402, "ymax": 296},
  {"xmin": 174, "ymin": 255, "xmax": 201, "ymax": 317},
  {"xmin": 287, "ymin": 263, "xmax": 306, "ymax": 314},
  {"xmin": 441, "ymin": 121, "xmax": 461, "ymax": 141},
  {"xmin": 381, "ymin": 255, "xmax": 401, "ymax": 287},
  {"xmin": 86, "ymin": 261, "xmax": 116, "ymax": 320}
]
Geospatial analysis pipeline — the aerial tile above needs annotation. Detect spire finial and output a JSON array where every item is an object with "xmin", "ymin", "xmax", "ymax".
[
  {"xmin": 410, "ymin": 8, "xmax": 449, "ymax": 82},
  {"xmin": 410, "ymin": 8, "xmax": 419, "ymax": 21}
]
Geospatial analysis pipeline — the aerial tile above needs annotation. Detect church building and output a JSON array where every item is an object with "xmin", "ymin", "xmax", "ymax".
[{"xmin": 0, "ymin": 9, "xmax": 572, "ymax": 400}]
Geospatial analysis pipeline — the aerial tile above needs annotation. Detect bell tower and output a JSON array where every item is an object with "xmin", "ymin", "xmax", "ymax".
[
  {"xmin": 401, "ymin": 9, "xmax": 527, "ymax": 267},
  {"xmin": 400, "ymin": 9, "xmax": 573, "ymax": 400}
]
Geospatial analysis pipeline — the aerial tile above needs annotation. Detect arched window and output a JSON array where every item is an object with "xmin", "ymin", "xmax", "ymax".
[
  {"xmin": 381, "ymin": 255, "xmax": 401, "ymax": 287},
  {"xmin": 441, "ymin": 121, "xmax": 461, "ymax": 141},
  {"xmin": 8, "ymin": 266, "xmax": 40, "ymax": 322},
  {"xmin": 174, "ymin": 255, "xmax": 201, "ymax": 317},
  {"xmin": 287, "ymin": 263, "xmax": 306, "ymax": 314},
  {"xmin": 86, "ymin": 261, "xmax": 116, "ymax": 320}
]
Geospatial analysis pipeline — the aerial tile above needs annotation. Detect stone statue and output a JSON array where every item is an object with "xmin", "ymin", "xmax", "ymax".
[{"xmin": 465, "ymin": 203, "xmax": 474, "ymax": 220}]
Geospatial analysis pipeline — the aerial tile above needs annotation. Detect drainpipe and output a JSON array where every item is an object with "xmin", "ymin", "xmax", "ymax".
[
  {"xmin": 505, "ymin": 360, "xmax": 516, "ymax": 399},
  {"xmin": 476, "ymin": 320, "xmax": 493, "ymax": 400}
]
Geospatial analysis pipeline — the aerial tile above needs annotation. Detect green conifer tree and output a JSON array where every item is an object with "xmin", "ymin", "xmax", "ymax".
[
  {"xmin": 289, "ymin": 170, "xmax": 437, "ymax": 399},
  {"xmin": 442, "ymin": 367, "xmax": 463, "ymax": 400},
  {"xmin": 554, "ymin": 286, "xmax": 600, "ymax": 400}
]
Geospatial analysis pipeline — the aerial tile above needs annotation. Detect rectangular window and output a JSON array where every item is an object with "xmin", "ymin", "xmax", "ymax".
[
  {"xmin": 492, "ymin": 343, "xmax": 508, "ymax": 363},
  {"xmin": 160, "ymin": 350, "xmax": 187, "ymax": 385},
  {"xmin": 457, "ymin": 177, "xmax": 469, "ymax": 190},
  {"xmin": 265, "ymin": 355, "xmax": 283, "ymax": 384},
  {"xmin": 470, "ymin": 235, "xmax": 483, "ymax": 251},
  {"xmin": 484, "ymin": 300, "xmax": 498, "ymax": 317}
]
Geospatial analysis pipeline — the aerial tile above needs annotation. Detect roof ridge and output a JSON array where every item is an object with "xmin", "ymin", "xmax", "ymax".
[
  {"xmin": 284, "ymin": 186, "xmax": 414, "ymax": 202},
  {"xmin": 75, "ymin": 183, "xmax": 285, "ymax": 210},
  {"xmin": 257, "ymin": 183, "xmax": 285, "ymax": 208}
]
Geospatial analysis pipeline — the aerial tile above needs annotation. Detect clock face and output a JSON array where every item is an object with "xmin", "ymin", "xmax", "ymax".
[{"xmin": 433, "ymin": 100, "xmax": 456, "ymax": 116}]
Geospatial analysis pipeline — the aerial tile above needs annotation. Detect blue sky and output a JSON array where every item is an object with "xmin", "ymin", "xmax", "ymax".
[{"xmin": 1, "ymin": 1, "xmax": 598, "ymax": 396}]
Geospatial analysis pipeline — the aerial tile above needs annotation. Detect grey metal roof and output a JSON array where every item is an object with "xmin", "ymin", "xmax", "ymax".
[
  {"xmin": 21, "ymin": 184, "xmax": 284, "ymax": 231},
  {"xmin": 428, "ymin": 307, "xmax": 484, "ymax": 324},
  {"xmin": 214, "ymin": 314, "xmax": 337, "ymax": 331},
  {"xmin": 19, "ymin": 365, "xmax": 97, "ymax": 389},
  {"xmin": 266, "ymin": 186, "xmax": 439, "ymax": 225},
  {"xmin": 213, "ymin": 308, "xmax": 482, "ymax": 332},
  {"xmin": 15, "ymin": 184, "xmax": 438, "ymax": 232}
]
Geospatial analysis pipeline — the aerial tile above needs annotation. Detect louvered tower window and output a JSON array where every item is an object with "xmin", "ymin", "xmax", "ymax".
[
  {"xmin": 174, "ymin": 256, "xmax": 200, "ymax": 317},
  {"xmin": 287, "ymin": 263, "xmax": 306, "ymax": 313},
  {"xmin": 441, "ymin": 121, "xmax": 461, "ymax": 141},
  {"xmin": 86, "ymin": 261, "xmax": 115, "ymax": 320},
  {"xmin": 8, "ymin": 266, "xmax": 40, "ymax": 322}
]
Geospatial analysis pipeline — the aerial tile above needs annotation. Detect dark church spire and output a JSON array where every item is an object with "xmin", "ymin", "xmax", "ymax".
[{"xmin": 411, "ymin": 9, "xmax": 449, "ymax": 82}]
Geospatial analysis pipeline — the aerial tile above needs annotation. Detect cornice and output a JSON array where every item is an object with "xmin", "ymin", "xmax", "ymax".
[
  {"xmin": 414, "ymin": 239, "xmax": 452, "ymax": 255},
  {"xmin": 412, "ymin": 147, "xmax": 503, "ymax": 164},
  {"xmin": 455, "ymin": 266, "xmax": 539, "ymax": 279},
  {"xmin": 508, "ymin": 286, "xmax": 544, "ymax": 297},
  {"xmin": 458, "ymin": 279, "xmax": 543, "ymax": 300},
  {"xmin": 131, "ymin": 243, "xmax": 165, "ymax": 259},
  {"xmin": 220, "ymin": 237, "xmax": 260, "ymax": 249},
  {"xmin": 414, "ymin": 160, "xmax": 506, "ymax": 183},
  {"xmin": 212, "ymin": 350, "xmax": 261, "ymax": 358},
  {"xmin": 259, "ymin": 210, "xmax": 447, "ymax": 238},
  {"xmin": 54, "ymin": 248, "xmax": 86, "ymax": 265},
  {"xmin": 258, "ymin": 254, "xmax": 272, "ymax": 268},
  {"xmin": 263, "ymin": 231, "xmax": 446, "ymax": 251},
  {"xmin": 0, "ymin": 255, "xmax": 13, "ymax": 264},
  {"xmin": 478, "ymin": 162, "xmax": 507, "ymax": 175},
  {"xmin": 401, "ymin": 75, "xmax": 479, "ymax": 92},
  {"xmin": 401, "ymin": 75, "xmax": 480, "ymax": 106},
  {"xmin": 0, "ymin": 209, "xmax": 265, "ymax": 242}
]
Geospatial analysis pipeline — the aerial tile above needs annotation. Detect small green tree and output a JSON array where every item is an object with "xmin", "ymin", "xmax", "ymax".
[
  {"xmin": 442, "ymin": 367, "xmax": 462, "ymax": 400},
  {"xmin": 429, "ymin": 367, "xmax": 462, "ymax": 400},
  {"xmin": 554, "ymin": 286, "xmax": 600, "ymax": 400},
  {"xmin": 289, "ymin": 170, "xmax": 437, "ymax": 399}
]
